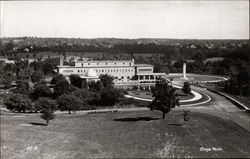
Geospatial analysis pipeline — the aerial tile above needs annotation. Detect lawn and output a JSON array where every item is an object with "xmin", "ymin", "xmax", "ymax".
[
  {"xmin": 168, "ymin": 73, "xmax": 226, "ymax": 82},
  {"xmin": 1, "ymin": 110, "xmax": 249, "ymax": 158},
  {"xmin": 128, "ymin": 89, "xmax": 194, "ymax": 101}
]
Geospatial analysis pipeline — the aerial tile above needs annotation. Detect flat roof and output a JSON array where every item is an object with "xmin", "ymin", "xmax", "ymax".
[
  {"xmin": 57, "ymin": 65, "xmax": 134, "ymax": 68},
  {"xmin": 76, "ymin": 60, "xmax": 134, "ymax": 63},
  {"xmin": 137, "ymin": 73, "xmax": 166, "ymax": 75}
]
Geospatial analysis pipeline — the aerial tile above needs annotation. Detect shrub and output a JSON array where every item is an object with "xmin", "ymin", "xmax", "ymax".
[{"xmin": 182, "ymin": 81, "xmax": 191, "ymax": 94}]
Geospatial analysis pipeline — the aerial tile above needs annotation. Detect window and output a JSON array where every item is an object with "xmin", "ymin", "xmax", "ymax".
[
  {"xmin": 114, "ymin": 62, "xmax": 116, "ymax": 65},
  {"xmin": 121, "ymin": 76, "xmax": 124, "ymax": 79},
  {"xmin": 78, "ymin": 70, "xmax": 80, "ymax": 73},
  {"xmin": 106, "ymin": 63, "xmax": 108, "ymax": 65},
  {"xmin": 97, "ymin": 63, "xmax": 99, "ymax": 65},
  {"xmin": 127, "ymin": 76, "xmax": 130, "ymax": 79},
  {"xmin": 123, "ymin": 62, "xmax": 125, "ymax": 65},
  {"xmin": 102, "ymin": 69, "xmax": 104, "ymax": 72},
  {"xmin": 88, "ymin": 63, "xmax": 90, "ymax": 65},
  {"xmin": 82, "ymin": 63, "xmax": 84, "ymax": 67}
]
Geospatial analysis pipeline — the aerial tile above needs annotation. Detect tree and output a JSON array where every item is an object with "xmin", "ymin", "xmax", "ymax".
[
  {"xmin": 69, "ymin": 74, "xmax": 82, "ymax": 88},
  {"xmin": 51, "ymin": 74, "xmax": 65, "ymax": 84},
  {"xmin": 182, "ymin": 81, "xmax": 191, "ymax": 94},
  {"xmin": 88, "ymin": 80, "xmax": 103, "ymax": 91},
  {"xmin": 31, "ymin": 71, "xmax": 44, "ymax": 83},
  {"xmin": 0, "ymin": 72, "xmax": 15, "ymax": 88},
  {"xmin": 35, "ymin": 97, "xmax": 57, "ymax": 125},
  {"xmin": 31, "ymin": 84, "xmax": 51, "ymax": 100},
  {"xmin": 100, "ymin": 86, "xmax": 122, "ymax": 106},
  {"xmin": 15, "ymin": 80, "xmax": 30, "ymax": 94},
  {"xmin": 42, "ymin": 58, "xmax": 59, "ymax": 75},
  {"xmin": 40, "ymin": 110, "xmax": 55, "ymax": 126},
  {"xmin": 149, "ymin": 78, "xmax": 179, "ymax": 119},
  {"xmin": 34, "ymin": 97, "xmax": 58, "ymax": 113},
  {"xmin": 99, "ymin": 74, "xmax": 114, "ymax": 87},
  {"xmin": 53, "ymin": 79, "xmax": 70, "ymax": 96},
  {"xmin": 57, "ymin": 94, "xmax": 82, "ymax": 114},
  {"xmin": 4, "ymin": 93, "xmax": 33, "ymax": 113}
]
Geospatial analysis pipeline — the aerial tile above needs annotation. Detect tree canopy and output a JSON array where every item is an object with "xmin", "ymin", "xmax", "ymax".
[{"xmin": 149, "ymin": 78, "xmax": 179, "ymax": 119}]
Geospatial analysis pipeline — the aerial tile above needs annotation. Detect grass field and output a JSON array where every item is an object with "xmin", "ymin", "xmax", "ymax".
[
  {"xmin": 128, "ymin": 89, "xmax": 194, "ymax": 101},
  {"xmin": 1, "ymin": 110, "xmax": 249, "ymax": 158}
]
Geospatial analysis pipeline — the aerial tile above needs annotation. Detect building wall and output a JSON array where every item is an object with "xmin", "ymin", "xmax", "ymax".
[
  {"xmin": 136, "ymin": 66, "xmax": 154, "ymax": 74},
  {"xmin": 58, "ymin": 66, "xmax": 135, "ymax": 82}
]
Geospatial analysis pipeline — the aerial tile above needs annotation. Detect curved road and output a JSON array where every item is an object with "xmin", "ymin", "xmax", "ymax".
[
  {"xmin": 176, "ymin": 84, "xmax": 250, "ymax": 132},
  {"xmin": 124, "ymin": 81, "xmax": 250, "ymax": 132}
]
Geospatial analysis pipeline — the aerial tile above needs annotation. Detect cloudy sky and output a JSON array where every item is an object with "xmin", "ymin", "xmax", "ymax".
[{"xmin": 1, "ymin": 1, "xmax": 249, "ymax": 39}]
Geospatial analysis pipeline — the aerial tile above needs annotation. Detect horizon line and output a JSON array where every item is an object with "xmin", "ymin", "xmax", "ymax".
[{"xmin": 1, "ymin": 36, "xmax": 249, "ymax": 40}]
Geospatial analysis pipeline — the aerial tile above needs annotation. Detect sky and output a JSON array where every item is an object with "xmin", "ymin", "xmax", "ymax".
[{"xmin": 1, "ymin": 1, "xmax": 249, "ymax": 39}]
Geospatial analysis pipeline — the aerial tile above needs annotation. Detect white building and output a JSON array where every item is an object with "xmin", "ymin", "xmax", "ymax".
[{"xmin": 57, "ymin": 57, "xmax": 167, "ymax": 89}]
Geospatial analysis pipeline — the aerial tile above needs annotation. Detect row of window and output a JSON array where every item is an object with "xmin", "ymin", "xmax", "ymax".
[
  {"xmin": 82, "ymin": 62, "xmax": 132, "ymax": 67},
  {"xmin": 114, "ymin": 76, "xmax": 131, "ymax": 80},
  {"xmin": 77, "ymin": 68, "xmax": 134, "ymax": 73}
]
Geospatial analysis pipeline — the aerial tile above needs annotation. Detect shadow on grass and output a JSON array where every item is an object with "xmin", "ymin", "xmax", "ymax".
[
  {"xmin": 114, "ymin": 116, "xmax": 161, "ymax": 122},
  {"xmin": 30, "ymin": 122, "xmax": 47, "ymax": 126}
]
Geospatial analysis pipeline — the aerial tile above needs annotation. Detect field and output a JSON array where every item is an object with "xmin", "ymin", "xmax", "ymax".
[{"xmin": 1, "ymin": 110, "xmax": 249, "ymax": 158}]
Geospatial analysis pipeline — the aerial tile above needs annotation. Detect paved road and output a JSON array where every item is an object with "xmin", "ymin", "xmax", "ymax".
[{"xmin": 177, "ymin": 84, "xmax": 250, "ymax": 132}]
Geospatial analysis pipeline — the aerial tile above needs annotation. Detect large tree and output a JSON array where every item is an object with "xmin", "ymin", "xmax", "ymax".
[
  {"xmin": 31, "ymin": 71, "xmax": 44, "ymax": 83},
  {"xmin": 35, "ymin": 97, "xmax": 58, "ymax": 113},
  {"xmin": 100, "ymin": 86, "xmax": 122, "ymax": 106},
  {"xmin": 69, "ymin": 74, "xmax": 82, "ymax": 88},
  {"xmin": 4, "ymin": 93, "xmax": 33, "ymax": 113},
  {"xmin": 57, "ymin": 94, "xmax": 82, "ymax": 114},
  {"xmin": 99, "ymin": 74, "xmax": 114, "ymax": 88},
  {"xmin": 149, "ymin": 78, "xmax": 179, "ymax": 119},
  {"xmin": 31, "ymin": 84, "xmax": 52, "ymax": 100},
  {"xmin": 51, "ymin": 74, "xmax": 65, "ymax": 84},
  {"xmin": 15, "ymin": 80, "xmax": 30, "ymax": 94}
]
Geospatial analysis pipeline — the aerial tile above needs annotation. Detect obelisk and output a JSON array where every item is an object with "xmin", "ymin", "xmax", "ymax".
[{"xmin": 183, "ymin": 62, "xmax": 188, "ymax": 79}]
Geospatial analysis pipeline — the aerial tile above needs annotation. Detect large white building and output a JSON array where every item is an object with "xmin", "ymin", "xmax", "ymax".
[{"xmin": 57, "ymin": 57, "xmax": 166, "ymax": 89}]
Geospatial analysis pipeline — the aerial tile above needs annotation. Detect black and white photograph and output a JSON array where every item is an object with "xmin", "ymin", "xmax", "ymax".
[{"xmin": 0, "ymin": 0, "xmax": 249, "ymax": 158}]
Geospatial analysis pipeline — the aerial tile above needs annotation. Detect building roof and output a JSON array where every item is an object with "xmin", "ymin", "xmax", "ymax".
[{"xmin": 76, "ymin": 59, "xmax": 134, "ymax": 63}]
